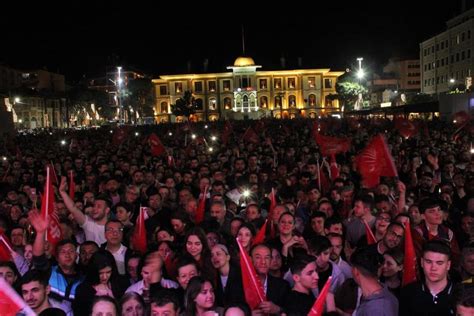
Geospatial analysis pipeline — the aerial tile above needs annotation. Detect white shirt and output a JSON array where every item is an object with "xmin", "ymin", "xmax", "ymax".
[
  {"xmin": 106, "ymin": 244, "xmax": 127, "ymax": 275},
  {"xmin": 81, "ymin": 216, "xmax": 106, "ymax": 245}
]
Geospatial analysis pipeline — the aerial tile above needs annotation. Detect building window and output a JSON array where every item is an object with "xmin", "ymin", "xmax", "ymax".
[
  {"xmin": 160, "ymin": 102, "xmax": 168, "ymax": 114},
  {"xmin": 259, "ymin": 79, "xmax": 267, "ymax": 90},
  {"xmin": 195, "ymin": 98, "xmax": 203, "ymax": 111},
  {"xmin": 209, "ymin": 98, "xmax": 217, "ymax": 110},
  {"xmin": 260, "ymin": 96, "xmax": 268, "ymax": 108},
  {"xmin": 223, "ymin": 80, "xmax": 231, "ymax": 91},
  {"xmin": 308, "ymin": 94, "xmax": 316, "ymax": 106},
  {"xmin": 462, "ymin": 51, "xmax": 466, "ymax": 60},
  {"xmin": 274, "ymin": 78, "xmax": 282, "ymax": 89},
  {"xmin": 289, "ymin": 95, "xmax": 296, "ymax": 107},
  {"xmin": 456, "ymin": 53, "xmax": 460, "ymax": 62},
  {"xmin": 462, "ymin": 32, "xmax": 466, "ymax": 41},
  {"xmin": 469, "ymin": 30, "xmax": 471, "ymax": 39},
  {"xmin": 436, "ymin": 44, "xmax": 439, "ymax": 51},
  {"xmin": 208, "ymin": 81, "xmax": 216, "ymax": 92},
  {"xmin": 457, "ymin": 35, "xmax": 460, "ymax": 44},
  {"xmin": 224, "ymin": 97, "xmax": 232, "ymax": 109},
  {"xmin": 441, "ymin": 42, "xmax": 444, "ymax": 49},
  {"xmin": 288, "ymin": 78, "xmax": 296, "ymax": 89},
  {"xmin": 308, "ymin": 77, "xmax": 315, "ymax": 88},
  {"xmin": 274, "ymin": 96, "xmax": 282, "ymax": 107},
  {"xmin": 324, "ymin": 78, "xmax": 333, "ymax": 89},
  {"xmin": 159, "ymin": 85, "xmax": 168, "ymax": 95},
  {"xmin": 175, "ymin": 82, "xmax": 182, "ymax": 94},
  {"xmin": 194, "ymin": 81, "xmax": 203, "ymax": 93}
]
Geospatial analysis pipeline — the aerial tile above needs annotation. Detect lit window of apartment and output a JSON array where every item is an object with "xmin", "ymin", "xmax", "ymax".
[
  {"xmin": 223, "ymin": 80, "xmax": 231, "ymax": 91},
  {"xmin": 457, "ymin": 34, "xmax": 460, "ymax": 44},
  {"xmin": 259, "ymin": 79, "xmax": 267, "ymax": 90},
  {"xmin": 288, "ymin": 78, "xmax": 296, "ymax": 89},
  {"xmin": 274, "ymin": 78, "xmax": 282, "ymax": 89},
  {"xmin": 308, "ymin": 76, "xmax": 315, "ymax": 88},
  {"xmin": 208, "ymin": 81, "xmax": 216, "ymax": 92},
  {"xmin": 175, "ymin": 82, "xmax": 183, "ymax": 93}
]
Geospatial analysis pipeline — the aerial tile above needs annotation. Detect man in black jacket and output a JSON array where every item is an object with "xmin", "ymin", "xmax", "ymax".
[{"xmin": 250, "ymin": 243, "xmax": 289, "ymax": 315}]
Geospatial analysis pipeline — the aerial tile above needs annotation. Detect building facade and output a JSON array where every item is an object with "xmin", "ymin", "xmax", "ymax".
[
  {"xmin": 421, "ymin": 8, "xmax": 474, "ymax": 95},
  {"xmin": 0, "ymin": 66, "xmax": 66, "ymax": 129},
  {"xmin": 368, "ymin": 59, "xmax": 421, "ymax": 107},
  {"xmin": 152, "ymin": 57, "xmax": 344, "ymax": 123}
]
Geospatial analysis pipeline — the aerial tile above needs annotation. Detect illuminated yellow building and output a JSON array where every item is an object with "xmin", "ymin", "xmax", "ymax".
[{"xmin": 152, "ymin": 56, "xmax": 344, "ymax": 122}]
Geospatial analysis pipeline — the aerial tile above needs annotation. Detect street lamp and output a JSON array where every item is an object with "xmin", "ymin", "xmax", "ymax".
[{"xmin": 356, "ymin": 57, "xmax": 365, "ymax": 82}]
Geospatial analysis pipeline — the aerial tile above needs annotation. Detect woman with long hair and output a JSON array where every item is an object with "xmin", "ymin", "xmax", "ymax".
[
  {"xmin": 184, "ymin": 276, "xmax": 222, "ymax": 316},
  {"xmin": 184, "ymin": 227, "xmax": 216, "ymax": 283},
  {"xmin": 210, "ymin": 244, "xmax": 244, "ymax": 307},
  {"xmin": 73, "ymin": 250, "xmax": 130, "ymax": 315},
  {"xmin": 380, "ymin": 248, "xmax": 404, "ymax": 299},
  {"xmin": 236, "ymin": 223, "xmax": 256, "ymax": 253}
]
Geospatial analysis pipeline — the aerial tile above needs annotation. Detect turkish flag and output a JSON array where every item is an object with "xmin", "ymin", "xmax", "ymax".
[
  {"xmin": 363, "ymin": 220, "xmax": 377, "ymax": 245},
  {"xmin": 195, "ymin": 186, "xmax": 208, "ymax": 224},
  {"xmin": 356, "ymin": 134, "xmax": 398, "ymax": 188},
  {"xmin": 402, "ymin": 223, "xmax": 417, "ymax": 286},
  {"xmin": 149, "ymin": 133, "xmax": 166, "ymax": 157},
  {"xmin": 308, "ymin": 276, "xmax": 332, "ymax": 316},
  {"xmin": 132, "ymin": 207, "xmax": 147, "ymax": 254},
  {"xmin": 69, "ymin": 170, "xmax": 75, "ymax": 200},
  {"xmin": 41, "ymin": 166, "xmax": 62, "ymax": 252},
  {"xmin": 394, "ymin": 118, "xmax": 418, "ymax": 139},
  {"xmin": 237, "ymin": 238, "xmax": 266, "ymax": 310},
  {"xmin": 253, "ymin": 219, "xmax": 268, "ymax": 245},
  {"xmin": 0, "ymin": 277, "xmax": 35, "ymax": 315},
  {"xmin": 314, "ymin": 133, "xmax": 351, "ymax": 157}
]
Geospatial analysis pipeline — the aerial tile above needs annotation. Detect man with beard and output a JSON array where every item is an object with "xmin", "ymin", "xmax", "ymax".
[
  {"xmin": 60, "ymin": 177, "xmax": 111, "ymax": 245},
  {"xmin": 364, "ymin": 222, "xmax": 405, "ymax": 265},
  {"xmin": 20, "ymin": 270, "xmax": 56, "ymax": 314},
  {"xmin": 327, "ymin": 233, "xmax": 352, "ymax": 279},
  {"xmin": 105, "ymin": 177, "xmax": 121, "ymax": 207}
]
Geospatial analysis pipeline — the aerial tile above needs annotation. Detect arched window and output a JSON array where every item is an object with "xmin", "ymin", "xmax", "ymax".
[
  {"xmin": 195, "ymin": 98, "xmax": 203, "ymax": 111},
  {"xmin": 289, "ymin": 95, "xmax": 296, "ymax": 107},
  {"xmin": 209, "ymin": 98, "xmax": 217, "ymax": 110},
  {"xmin": 260, "ymin": 96, "xmax": 268, "ymax": 108},
  {"xmin": 224, "ymin": 97, "xmax": 232, "ymax": 109},
  {"xmin": 243, "ymin": 96, "xmax": 249, "ymax": 112},
  {"xmin": 275, "ymin": 96, "xmax": 282, "ymax": 107},
  {"xmin": 308, "ymin": 94, "xmax": 316, "ymax": 106},
  {"xmin": 160, "ymin": 102, "xmax": 168, "ymax": 113}
]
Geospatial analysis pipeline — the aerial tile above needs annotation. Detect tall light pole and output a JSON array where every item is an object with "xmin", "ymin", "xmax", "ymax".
[
  {"xmin": 117, "ymin": 66, "xmax": 123, "ymax": 124},
  {"xmin": 356, "ymin": 57, "xmax": 365, "ymax": 84}
]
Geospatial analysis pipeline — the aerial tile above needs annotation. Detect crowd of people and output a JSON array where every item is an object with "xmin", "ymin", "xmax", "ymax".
[{"xmin": 0, "ymin": 116, "xmax": 473, "ymax": 316}]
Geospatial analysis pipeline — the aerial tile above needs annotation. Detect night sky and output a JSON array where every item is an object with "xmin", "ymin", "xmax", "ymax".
[{"xmin": 0, "ymin": 1, "xmax": 466, "ymax": 82}]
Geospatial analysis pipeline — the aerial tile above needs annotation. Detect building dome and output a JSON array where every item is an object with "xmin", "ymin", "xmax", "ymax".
[{"xmin": 233, "ymin": 56, "xmax": 256, "ymax": 67}]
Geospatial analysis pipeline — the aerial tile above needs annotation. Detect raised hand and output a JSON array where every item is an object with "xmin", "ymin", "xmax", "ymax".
[{"xmin": 28, "ymin": 209, "xmax": 48, "ymax": 233}]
